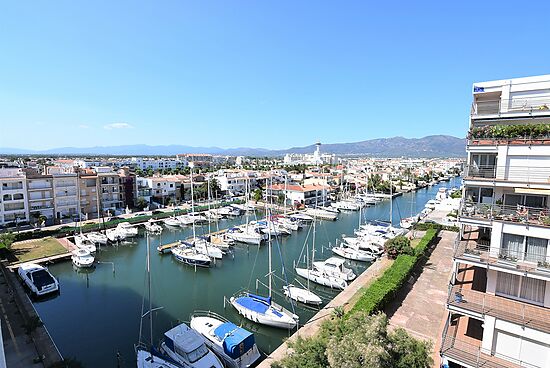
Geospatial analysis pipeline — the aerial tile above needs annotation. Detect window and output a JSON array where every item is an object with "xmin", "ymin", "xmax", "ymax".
[
  {"xmin": 501, "ymin": 233, "xmax": 548, "ymax": 264},
  {"xmin": 496, "ymin": 271, "xmax": 546, "ymax": 305}
]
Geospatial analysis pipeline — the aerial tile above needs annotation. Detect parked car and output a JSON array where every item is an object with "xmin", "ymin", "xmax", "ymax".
[{"xmin": 18, "ymin": 263, "xmax": 59, "ymax": 297}]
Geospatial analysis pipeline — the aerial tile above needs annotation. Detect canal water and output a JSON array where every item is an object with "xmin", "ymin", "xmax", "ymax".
[{"xmin": 33, "ymin": 178, "xmax": 460, "ymax": 367}]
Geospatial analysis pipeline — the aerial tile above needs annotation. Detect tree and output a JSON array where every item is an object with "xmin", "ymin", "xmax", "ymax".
[
  {"xmin": 135, "ymin": 197, "xmax": 149, "ymax": 210},
  {"xmin": 253, "ymin": 188, "xmax": 262, "ymax": 202},
  {"xmin": 388, "ymin": 327, "xmax": 433, "ymax": 368},
  {"xmin": 0, "ymin": 232, "xmax": 16, "ymax": 250},
  {"xmin": 385, "ymin": 235, "xmax": 413, "ymax": 259}
]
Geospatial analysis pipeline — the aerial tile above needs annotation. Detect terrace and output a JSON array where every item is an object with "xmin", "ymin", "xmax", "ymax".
[
  {"xmin": 471, "ymin": 97, "xmax": 550, "ymax": 119},
  {"xmin": 460, "ymin": 200, "xmax": 550, "ymax": 228},
  {"xmin": 454, "ymin": 226, "xmax": 550, "ymax": 276}
]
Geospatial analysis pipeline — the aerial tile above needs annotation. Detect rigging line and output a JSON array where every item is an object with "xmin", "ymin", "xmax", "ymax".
[
  {"xmin": 296, "ymin": 220, "xmax": 313, "ymax": 267},
  {"xmin": 246, "ymin": 234, "xmax": 262, "ymax": 292}
]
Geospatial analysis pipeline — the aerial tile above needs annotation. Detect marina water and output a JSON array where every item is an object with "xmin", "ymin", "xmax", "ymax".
[{"xmin": 33, "ymin": 178, "xmax": 459, "ymax": 367}]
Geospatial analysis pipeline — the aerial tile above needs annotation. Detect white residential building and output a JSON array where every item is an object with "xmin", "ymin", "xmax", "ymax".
[
  {"xmin": 0, "ymin": 168, "xmax": 29, "ymax": 226},
  {"xmin": 441, "ymin": 75, "xmax": 550, "ymax": 368},
  {"xmin": 268, "ymin": 183, "xmax": 329, "ymax": 207},
  {"xmin": 26, "ymin": 172, "xmax": 55, "ymax": 226}
]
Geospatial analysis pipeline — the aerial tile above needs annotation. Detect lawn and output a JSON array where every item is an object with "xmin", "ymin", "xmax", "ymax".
[{"xmin": 11, "ymin": 237, "xmax": 69, "ymax": 263}]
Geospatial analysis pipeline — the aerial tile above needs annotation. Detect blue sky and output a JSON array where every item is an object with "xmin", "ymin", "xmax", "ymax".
[{"xmin": 1, "ymin": 1, "xmax": 549, "ymax": 150}]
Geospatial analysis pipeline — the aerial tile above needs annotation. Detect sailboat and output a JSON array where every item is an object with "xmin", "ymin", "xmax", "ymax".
[
  {"xmin": 136, "ymin": 234, "xmax": 182, "ymax": 368},
  {"xmin": 228, "ymin": 178, "xmax": 299, "ymax": 329},
  {"xmin": 171, "ymin": 162, "xmax": 212, "ymax": 268}
]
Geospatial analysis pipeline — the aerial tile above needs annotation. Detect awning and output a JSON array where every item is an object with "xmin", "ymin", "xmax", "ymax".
[{"xmin": 514, "ymin": 188, "xmax": 550, "ymax": 195}]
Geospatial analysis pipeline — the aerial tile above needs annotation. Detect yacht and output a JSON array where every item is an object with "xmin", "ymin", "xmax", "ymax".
[
  {"xmin": 225, "ymin": 227, "xmax": 263, "ymax": 245},
  {"xmin": 116, "ymin": 222, "xmax": 138, "ymax": 237},
  {"xmin": 194, "ymin": 238, "xmax": 224, "ymax": 260},
  {"xmin": 283, "ymin": 285, "xmax": 322, "ymax": 306},
  {"xmin": 289, "ymin": 213, "xmax": 314, "ymax": 223},
  {"xmin": 18, "ymin": 263, "xmax": 59, "ymax": 297},
  {"xmin": 86, "ymin": 232, "xmax": 108, "ymax": 245},
  {"xmin": 304, "ymin": 208, "xmax": 338, "ymax": 221},
  {"xmin": 312, "ymin": 257, "xmax": 356, "ymax": 281},
  {"xmin": 331, "ymin": 245, "xmax": 375, "ymax": 262},
  {"xmin": 144, "ymin": 220, "xmax": 163, "ymax": 234},
  {"xmin": 295, "ymin": 265, "xmax": 347, "ymax": 290},
  {"xmin": 71, "ymin": 249, "xmax": 95, "ymax": 268},
  {"xmin": 164, "ymin": 217, "xmax": 181, "ymax": 227},
  {"xmin": 160, "ymin": 322, "xmax": 223, "ymax": 368},
  {"xmin": 74, "ymin": 234, "xmax": 97, "ymax": 253},
  {"xmin": 190, "ymin": 311, "xmax": 262, "ymax": 368},
  {"xmin": 106, "ymin": 228, "xmax": 125, "ymax": 242},
  {"xmin": 171, "ymin": 246, "xmax": 211, "ymax": 267},
  {"xmin": 230, "ymin": 292, "xmax": 298, "ymax": 329}
]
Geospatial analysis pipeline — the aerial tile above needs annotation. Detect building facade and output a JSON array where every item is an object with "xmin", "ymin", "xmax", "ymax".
[
  {"xmin": 0, "ymin": 168, "xmax": 29, "ymax": 227},
  {"xmin": 440, "ymin": 75, "xmax": 550, "ymax": 368}
]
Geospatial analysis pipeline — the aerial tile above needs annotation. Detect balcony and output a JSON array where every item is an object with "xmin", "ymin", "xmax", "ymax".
[
  {"xmin": 1, "ymin": 185, "xmax": 24, "ymax": 192},
  {"xmin": 55, "ymin": 182, "xmax": 76, "ymax": 188},
  {"xmin": 464, "ymin": 164, "xmax": 550, "ymax": 185},
  {"xmin": 447, "ymin": 285, "xmax": 550, "ymax": 334},
  {"xmin": 30, "ymin": 205, "xmax": 54, "ymax": 211},
  {"xmin": 471, "ymin": 97, "xmax": 550, "ymax": 119},
  {"xmin": 461, "ymin": 201, "xmax": 550, "ymax": 228},
  {"xmin": 455, "ymin": 228, "xmax": 550, "ymax": 275},
  {"xmin": 27, "ymin": 184, "xmax": 53, "ymax": 191}
]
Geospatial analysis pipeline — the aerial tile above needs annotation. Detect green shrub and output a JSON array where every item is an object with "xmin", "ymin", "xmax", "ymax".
[{"xmin": 384, "ymin": 236, "xmax": 413, "ymax": 259}]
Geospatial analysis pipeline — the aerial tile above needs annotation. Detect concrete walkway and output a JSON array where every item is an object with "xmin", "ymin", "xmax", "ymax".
[{"xmin": 386, "ymin": 230, "xmax": 455, "ymax": 366}]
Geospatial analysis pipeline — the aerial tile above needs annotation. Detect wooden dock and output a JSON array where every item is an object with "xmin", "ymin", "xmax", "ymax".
[{"xmin": 157, "ymin": 240, "xmax": 183, "ymax": 254}]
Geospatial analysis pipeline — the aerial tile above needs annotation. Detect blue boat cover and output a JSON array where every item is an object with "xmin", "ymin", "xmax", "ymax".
[
  {"xmin": 248, "ymin": 293, "xmax": 271, "ymax": 305},
  {"xmin": 235, "ymin": 295, "xmax": 269, "ymax": 314},
  {"xmin": 214, "ymin": 322, "xmax": 255, "ymax": 359}
]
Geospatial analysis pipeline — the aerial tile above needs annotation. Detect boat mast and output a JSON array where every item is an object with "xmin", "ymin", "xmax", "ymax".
[
  {"xmin": 267, "ymin": 174, "xmax": 272, "ymax": 298},
  {"xmin": 207, "ymin": 176, "xmax": 211, "ymax": 235},
  {"xmin": 189, "ymin": 162, "xmax": 196, "ymax": 240},
  {"xmin": 146, "ymin": 233, "xmax": 153, "ymax": 360},
  {"xmin": 389, "ymin": 173, "xmax": 393, "ymax": 226}
]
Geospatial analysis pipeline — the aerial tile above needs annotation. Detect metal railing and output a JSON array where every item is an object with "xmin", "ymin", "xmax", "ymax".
[
  {"xmin": 455, "ymin": 234, "xmax": 550, "ymax": 271},
  {"xmin": 440, "ymin": 333, "xmax": 540, "ymax": 368},
  {"xmin": 471, "ymin": 97, "xmax": 550, "ymax": 117},
  {"xmin": 461, "ymin": 201, "xmax": 550, "ymax": 228},
  {"xmin": 464, "ymin": 164, "xmax": 550, "ymax": 183},
  {"xmin": 447, "ymin": 285, "xmax": 550, "ymax": 333}
]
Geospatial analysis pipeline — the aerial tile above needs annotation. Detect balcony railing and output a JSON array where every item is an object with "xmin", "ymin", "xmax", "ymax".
[
  {"xmin": 28, "ymin": 184, "xmax": 53, "ymax": 190},
  {"xmin": 464, "ymin": 164, "xmax": 550, "ymax": 184},
  {"xmin": 461, "ymin": 201, "xmax": 550, "ymax": 228},
  {"xmin": 471, "ymin": 97, "xmax": 550, "ymax": 118},
  {"xmin": 455, "ymin": 233, "xmax": 550, "ymax": 272},
  {"xmin": 440, "ymin": 333, "xmax": 539, "ymax": 368},
  {"xmin": 447, "ymin": 285, "xmax": 550, "ymax": 334}
]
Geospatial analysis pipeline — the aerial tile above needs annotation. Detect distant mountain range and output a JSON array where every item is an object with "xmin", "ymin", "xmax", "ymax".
[{"xmin": 0, "ymin": 135, "xmax": 466, "ymax": 157}]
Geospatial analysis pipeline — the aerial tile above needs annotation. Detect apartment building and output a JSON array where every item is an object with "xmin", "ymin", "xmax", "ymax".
[
  {"xmin": 0, "ymin": 168, "xmax": 29, "ymax": 226},
  {"xmin": 214, "ymin": 170, "xmax": 257, "ymax": 196},
  {"xmin": 95, "ymin": 167, "xmax": 122, "ymax": 216},
  {"xmin": 268, "ymin": 183, "xmax": 329, "ymax": 207},
  {"xmin": 440, "ymin": 75, "xmax": 550, "ymax": 368},
  {"xmin": 25, "ymin": 170, "xmax": 55, "ymax": 226},
  {"xmin": 49, "ymin": 168, "xmax": 79, "ymax": 223}
]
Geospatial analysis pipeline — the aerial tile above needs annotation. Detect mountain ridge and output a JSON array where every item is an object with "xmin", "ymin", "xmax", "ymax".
[{"xmin": 0, "ymin": 135, "xmax": 466, "ymax": 157}]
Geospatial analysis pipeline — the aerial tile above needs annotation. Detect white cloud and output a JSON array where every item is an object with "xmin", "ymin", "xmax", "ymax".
[
  {"xmin": 104, "ymin": 122, "xmax": 133, "ymax": 130},
  {"xmin": 78, "ymin": 124, "xmax": 90, "ymax": 129}
]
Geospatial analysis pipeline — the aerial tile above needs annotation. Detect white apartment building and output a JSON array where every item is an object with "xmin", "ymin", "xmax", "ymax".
[
  {"xmin": 268, "ymin": 183, "xmax": 329, "ymax": 207},
  {"xmin": 26, "ymin": 172, "xmax": 55, "ymax": 226},
  {"xmin": 94, "ymin": 167, "xmax": 122, "ymax": 215},
  {"xmin": 441, "ymin": 75, "xmax": 550, "ymax": 368},
  {"xmin": 0, "ymin": 168, "xmax": 29, "ymax": 226},
  {"xmin": 214, "ymin": 170, "xmax": 257, "ymax": 196},
  {"xmin": 51, "ymin": 172, "xmax": 79, "ymax": 223}
]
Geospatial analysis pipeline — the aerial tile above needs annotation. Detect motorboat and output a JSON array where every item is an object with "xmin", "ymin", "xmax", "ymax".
[
  {"xmin": 331, "ymin": 245, "xmax": 375, "ymax": 262},
  {"xmin": 424, "ymin": 199, "xmax": 438, "ymax": 210},
  {"xmin": 171, "ymin": 246, "xmax": 211, "ymax": 267},
  {"xmin": 74, "ymin": 234, "xmax": 97, "ymax": 253},
  {"xmin": 160, "ymin": 322, "xmax": 223, "ymax": 368},
  {"xmin": 289, "ymin": 213, "xmax": 314, "ymax": 223},
  {"xmin": 295, "ymin": 265, "xmax": 347, "ymax": 290},
  {"xmin": 190, "ymin": 311, "xmax": 262, "ymax": 368},
  {"xmin": 258, "ymin": 221, "xmax": 291, "ymax": 236},
  {"xmin": 225, "ymin": 227, "xmax": 263, "ymax": 245},
  {"xmin": 136, "ymin": 348, "xmax": 181, "ymax": 368},
  {"xmin": 304, "ymin": 208, "xmax": 338, "ymax": 221},
  {"xmin": 144, "ymin": 220, "xmax": 163, "ymax": 234},
  {"xmin": 176, "ymin": 215, "xmax": 195, "ymax": 226},
  {"xmin": 230, "ymin": 292, "xmax": 298, "ymax": 329},
  {"xmin": 106, "ymin": 228, "xmax": 125, "ymax": 242},
  {"xmin": 208, "ymin": 234, "xmax": 233, "ymax": 251},
  {"xmin": 164, "ymin": 217, "xmax": 181, "ymax": 227},
  {"xmin": 331, "ymin": 201, "xmax": 360, "ymax": 211},
  {"xmin": 400, "ymin": 215, "xmax": 419, "ymax": 230},
  {"xmin": 283, "ymin": 285, "xmax": 322, "ymax": 306},
  {"xmin": 71, "ymin": 249, "xmax": 95, "ymax": 268},
  {"xmin": 343, "ymin": 237, "xmax": 384, "ymax": 256},
  {"xmin": 278, "ymin": 216, "xmax": 302, "ymax": 231},
  {"xmin": 312, "ymin": 257, "xmax": 356, "ymax": 281},
  {"xmin": 217, "ymin": 206, "xmax": 241, "ymax": 217},
  {"xmin": 116, "ymin": 222, "xmax": 138, "ymax": 237},
  {"xmin": 18, "ymin": 263, "xmax": 59, "ymax": 297},
  {"xmin": 86, "ymin": 232, "xmax": 108, "ymax": 245},
  {"xmin": 205, "ymin": 210, "xmax": 224, "ymax": 220}
]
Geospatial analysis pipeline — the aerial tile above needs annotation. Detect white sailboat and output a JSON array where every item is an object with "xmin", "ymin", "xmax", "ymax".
[
  {"xmin": 282, "ymin": 285, "xmax": 322, "ymax": 306},
  {"xmin": 331, "ymin": 244, "xmax": 375, "ymax": 262},
  {"xmin": 229, "ymin": 178, "xmax": 299, "ymax": 329}
]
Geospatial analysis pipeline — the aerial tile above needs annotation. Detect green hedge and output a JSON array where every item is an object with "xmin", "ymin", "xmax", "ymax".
[
  {"xmin": 468, "ymin": 123, "xmax": 550, "ymax": 140},
  {"xmin": 350, "ymin": 228, "xmax": 439, "ymax": 315},
  {"xmin": 413, "ymin": 222, "xmax": 458, "ymax": 232},
  {"xmin": 12, "ymin": 199, "xmax": 244, "ymax": 242}
]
